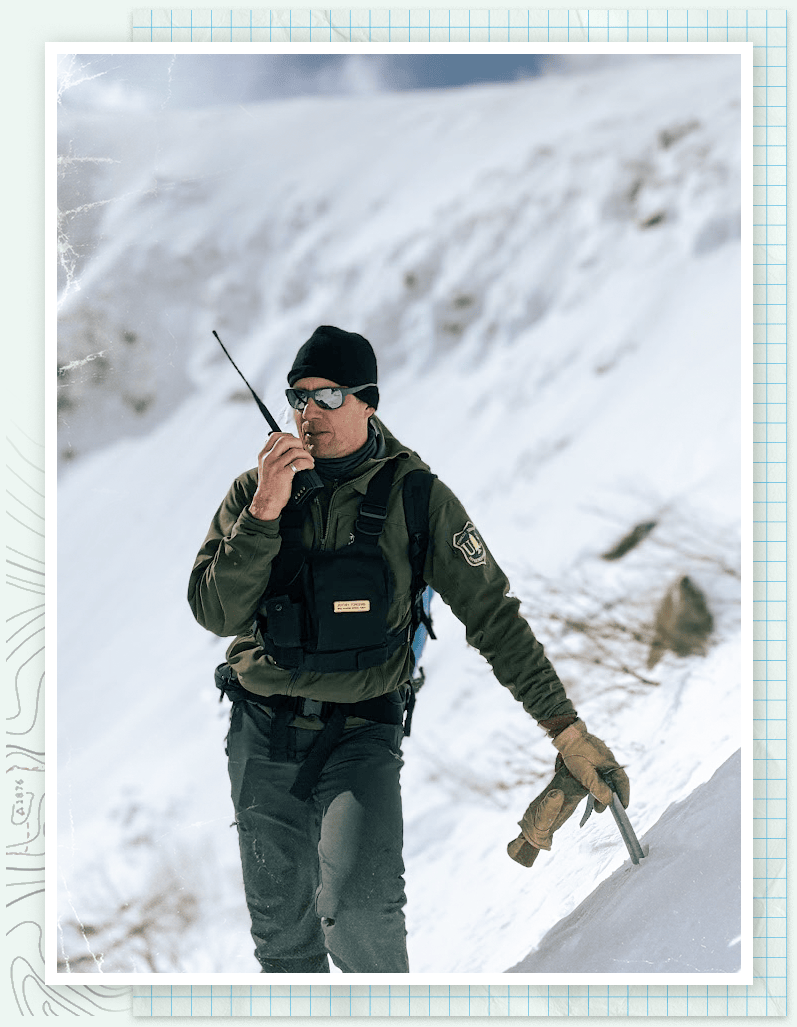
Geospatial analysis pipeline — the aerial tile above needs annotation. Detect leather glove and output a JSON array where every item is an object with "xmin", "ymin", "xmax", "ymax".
[
  {"xmin": 552, "ymin": 718, "xmax": 630, "ymax": 813},
  {"xmin": 507, "ymin": 755, "xmax": 589, "ymax": 866}
]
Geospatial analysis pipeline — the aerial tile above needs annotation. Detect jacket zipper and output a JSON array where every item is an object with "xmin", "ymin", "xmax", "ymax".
[{"xmin": 320, "ymin": 482, "xmax": 339, "ymax": 550}]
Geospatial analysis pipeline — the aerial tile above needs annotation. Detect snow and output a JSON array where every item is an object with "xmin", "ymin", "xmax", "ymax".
[
  {"xmin": 53, "ymin": 54, "xmax": 745, "ymax": 981},
  {"xmin": 509, "ymin": 750, "xmax": 742, "ymax": 974}
]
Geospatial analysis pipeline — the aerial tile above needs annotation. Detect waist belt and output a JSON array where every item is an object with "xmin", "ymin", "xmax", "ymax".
[
  {"xmin": 256, "ymin": 623, "xmax": 411, "ymax": 673},
  {"xmin": 214, "ymin": 663, "xmax": 408, "ymax": 801}
]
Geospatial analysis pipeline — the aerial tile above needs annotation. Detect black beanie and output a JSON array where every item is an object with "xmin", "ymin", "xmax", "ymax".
[{"xmin": 288, "ymin": 326, "xmax": 379, "ymax": 410}]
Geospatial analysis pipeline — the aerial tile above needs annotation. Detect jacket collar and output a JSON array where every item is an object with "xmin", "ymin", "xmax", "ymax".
[{"xmin": 343, "ymin": 416, "xmax": 414, "ymax": 495}]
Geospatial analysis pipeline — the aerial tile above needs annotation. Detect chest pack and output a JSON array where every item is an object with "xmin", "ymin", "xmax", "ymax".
[{"xmin": 252, "ymin": 462, "xmax": 435, "ymax": 675}]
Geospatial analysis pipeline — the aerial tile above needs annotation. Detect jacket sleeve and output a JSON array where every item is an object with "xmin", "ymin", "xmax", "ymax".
[
  {"xmin": 424, "ymin": 480, "xmax": 576, "ymax": 726},
  {"xmin": 187, "ymin": 471, "xmax": 283, "ymax": 637}
]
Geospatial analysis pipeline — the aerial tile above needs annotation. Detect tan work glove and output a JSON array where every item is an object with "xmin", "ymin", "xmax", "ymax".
[
  {"xmin": 507, "ymin": 755, "xmax": 589, "ymax": 866},
  {"xmin": 552, "ymin": 718, "xmax": 630, "ymax": 812}
]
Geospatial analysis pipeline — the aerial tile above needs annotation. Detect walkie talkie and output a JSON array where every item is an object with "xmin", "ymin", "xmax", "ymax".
[{"xmin": 212, "ymin": 330, "xmax": 324, "ymax": 507}]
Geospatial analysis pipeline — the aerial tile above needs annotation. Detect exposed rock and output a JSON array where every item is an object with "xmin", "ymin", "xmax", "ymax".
[{"xmin": 647, "ymin": 575, "xmax": 714, "ymax": 669}]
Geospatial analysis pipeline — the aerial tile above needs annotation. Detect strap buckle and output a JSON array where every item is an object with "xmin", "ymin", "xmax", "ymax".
[
  {"xmin": 300, "ymin": 697, "xmax": 324, "ymax": 718},
  {"xmin": 355, "ymin": 503, "xmax": 388, "ymax": 535}
]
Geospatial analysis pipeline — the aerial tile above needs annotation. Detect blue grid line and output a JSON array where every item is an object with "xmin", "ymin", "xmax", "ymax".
[{"xmin": 126, "ymin": 6, "xmax": 783, "ymax": 1018}]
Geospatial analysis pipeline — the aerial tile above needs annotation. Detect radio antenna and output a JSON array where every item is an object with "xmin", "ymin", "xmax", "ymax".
[
  {"xmin": 211, "ymin": 329, "xmax": 324, "ymax": 507},
  {"xmin": 212, "ymin": 330, "xmax": 280, "ymax": 433}
]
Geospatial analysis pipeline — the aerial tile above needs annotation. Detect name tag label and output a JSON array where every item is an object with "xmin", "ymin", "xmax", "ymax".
[{"xmin": 333, "ymin": 600, "xmax": 371, "ymax": 614}]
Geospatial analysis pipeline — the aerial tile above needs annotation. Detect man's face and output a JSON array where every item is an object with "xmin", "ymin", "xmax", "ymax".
[{"xmin": 292, "ymin": 377, "xmax": 375, "ymax": 460}]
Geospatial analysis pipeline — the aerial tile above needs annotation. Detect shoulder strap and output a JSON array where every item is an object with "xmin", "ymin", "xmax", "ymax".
[
  {"xmin": 402, "ymin": 469, "xmax": 436, "ymax": 639},
  {"xmin": 401, "ymin": 468, "xmax": 436, "ymax": 735},
  {"xmin": 354, "ymin": 460, "xmax": 397, "ymax": 544}
]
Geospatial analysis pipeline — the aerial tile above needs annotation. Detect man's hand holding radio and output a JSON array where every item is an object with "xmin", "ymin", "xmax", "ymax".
[{"xmin": 250, "ymin": 432, "xmax": 315, "ymax": 521}]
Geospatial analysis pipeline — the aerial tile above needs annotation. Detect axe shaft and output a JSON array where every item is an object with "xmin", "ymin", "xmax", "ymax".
[{"xmin": 608, "ymin": 792, "xmax": 645, "ymax": 864}]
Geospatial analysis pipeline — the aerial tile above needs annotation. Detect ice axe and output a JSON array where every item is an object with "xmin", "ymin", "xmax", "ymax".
[{"xmin": 579, "ymin": 769, "xmax": 646, "ymax": 865}]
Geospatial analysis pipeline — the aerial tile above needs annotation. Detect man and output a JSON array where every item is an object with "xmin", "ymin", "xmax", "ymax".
[{"xmin": 188, "ymin": 325, "xmax": 629, "ymax": 974}]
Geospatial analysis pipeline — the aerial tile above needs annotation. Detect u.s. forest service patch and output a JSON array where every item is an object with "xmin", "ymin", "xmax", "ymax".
[{"xmin": 453, "ymin": 521, "xmax": 487, "ymax": 567}]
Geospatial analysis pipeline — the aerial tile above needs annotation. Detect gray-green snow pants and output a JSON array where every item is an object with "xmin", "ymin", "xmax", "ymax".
[{"xmin": 226, "ymin": 697, "xmax": 410, "ymax": 974}]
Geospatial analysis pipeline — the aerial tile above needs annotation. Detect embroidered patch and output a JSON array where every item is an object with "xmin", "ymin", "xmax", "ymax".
[{"xmin": 453, "ymin": 521, "xmax": 487, "ymax": 567}]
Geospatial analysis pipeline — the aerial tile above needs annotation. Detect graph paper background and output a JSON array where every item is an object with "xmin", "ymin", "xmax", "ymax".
[{"xmin": 121, "ymin": 8, "xmax": 785, "ymax": 1016}]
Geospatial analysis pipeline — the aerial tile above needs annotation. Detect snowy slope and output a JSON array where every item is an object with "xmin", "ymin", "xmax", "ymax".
[
  {"xmin": 55, "ymin": 56, "xmax": 744, "ymax": 977},
  {"xmin": 509, "ymin": 750, "xmax": 742, "ymax": 974}
]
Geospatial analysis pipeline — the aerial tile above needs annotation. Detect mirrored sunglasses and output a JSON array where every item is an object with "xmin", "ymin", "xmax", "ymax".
[{"xmin": 285, "ymin": 383, "xmax": 377, "ymax": 412}]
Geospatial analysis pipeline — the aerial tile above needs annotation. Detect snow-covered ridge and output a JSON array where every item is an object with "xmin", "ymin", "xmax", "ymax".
[
  {"xmin": 56, "ymin": 55, "xmax": 743, "ymax": 976},
  {"xmin": 57, "ymin": 55, "xmax": 740, "ymax": 476}
]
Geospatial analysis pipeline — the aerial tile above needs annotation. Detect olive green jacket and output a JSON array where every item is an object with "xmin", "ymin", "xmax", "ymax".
[{"xmin": 188, "ymin": 419, "xmax": 576, "ymax": 725}]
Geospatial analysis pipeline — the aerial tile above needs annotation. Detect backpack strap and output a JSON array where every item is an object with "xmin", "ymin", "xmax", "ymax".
[
  {"xmin": 353, "ymin": 460, "xmax": 397, "ymax": 544},
  {"xmin": 400, "ymin": 469, "xmax": 436, "ymax": 738},
  {"xmin": 402, "ymin": 469, "xmax": 436, "ymax": 640}
]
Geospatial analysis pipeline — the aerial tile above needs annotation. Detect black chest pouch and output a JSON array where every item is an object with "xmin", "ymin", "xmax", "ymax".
[
  {"xmin": 307, "ymin": 546, "xmax": 392, "ymax": 653},
  {"xmin": 254, "ymin": 462, "xmax": 409, "ymax": 673}
]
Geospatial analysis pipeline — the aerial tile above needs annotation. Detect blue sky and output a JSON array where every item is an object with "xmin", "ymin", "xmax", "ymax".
[{"xmin": 59, "ymin": 54, "xmax": 551, "ymax": 110}]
